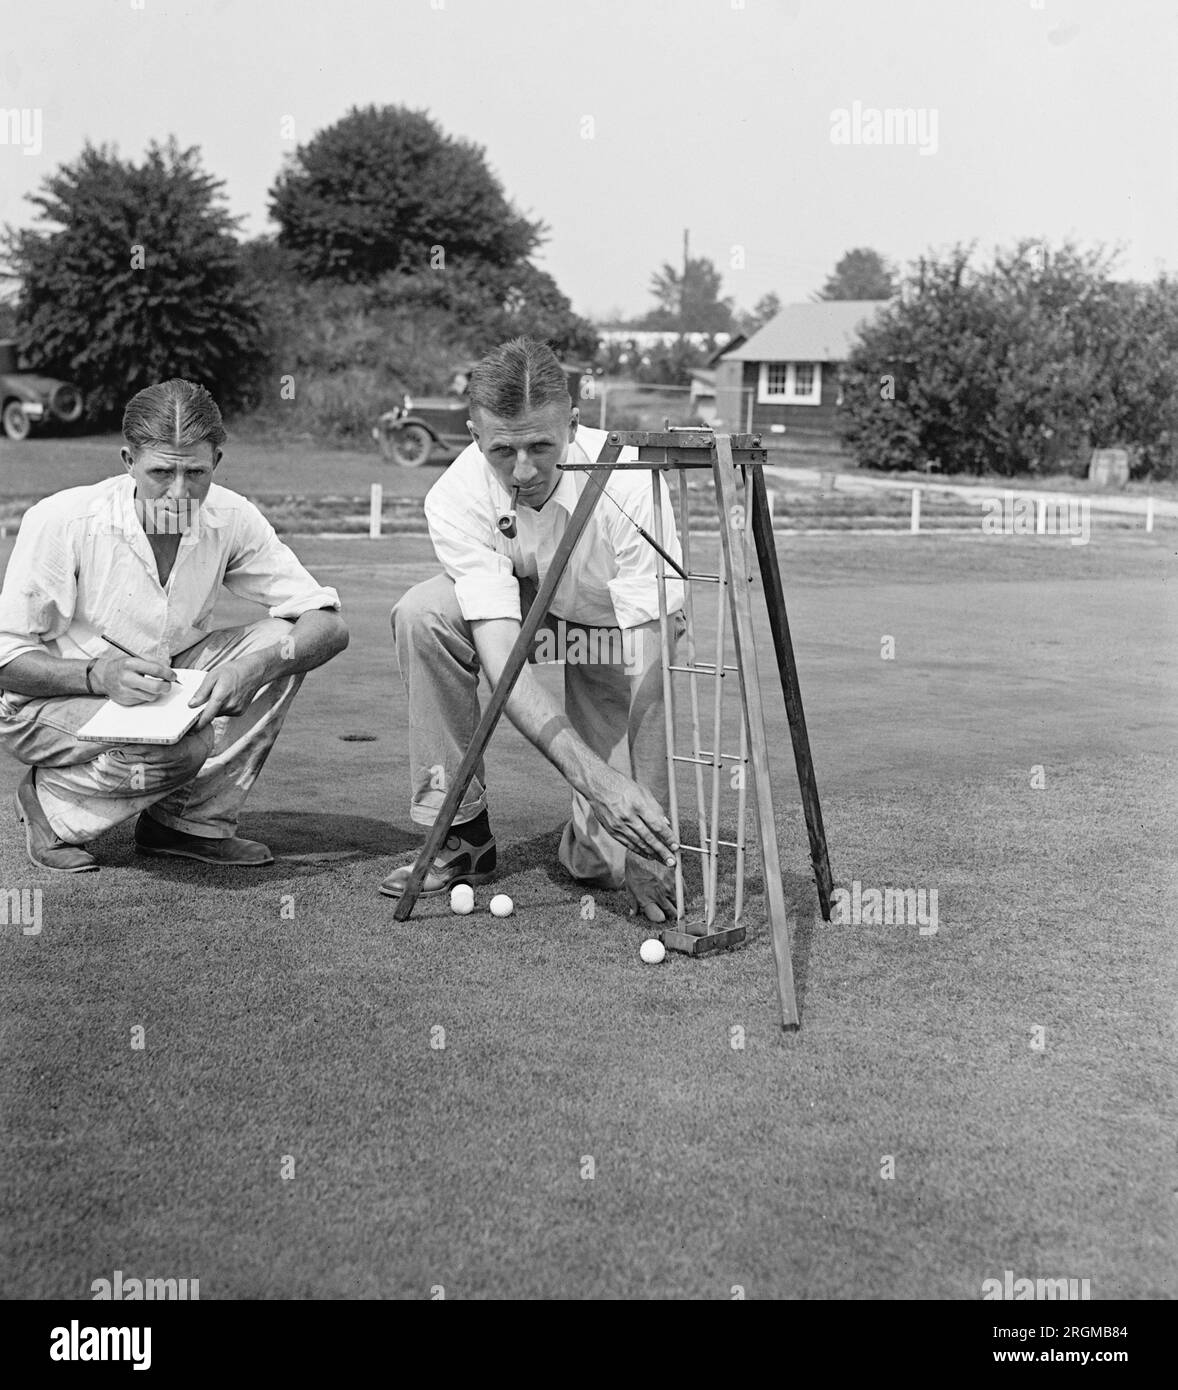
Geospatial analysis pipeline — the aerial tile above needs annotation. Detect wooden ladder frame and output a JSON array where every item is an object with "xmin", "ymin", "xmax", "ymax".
[{"xmin": 391, "ymin": 429, "xmax": 833, "ymax": 1031}]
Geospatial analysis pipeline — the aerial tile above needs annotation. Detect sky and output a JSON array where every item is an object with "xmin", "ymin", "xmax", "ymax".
[{"xmin": 1, "ymin": 0, "xmax": 1174, "ymax": 320}]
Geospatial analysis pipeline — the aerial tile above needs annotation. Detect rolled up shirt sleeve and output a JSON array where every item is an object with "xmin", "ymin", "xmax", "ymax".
[
  {"xmin": 605, "ymin": 477, "xmax": 685, "ymax": 629},
  {"xmin": 222, "ymin": 503, "xmax": 340, "ymax": 617},
  {"xmin": 0, "ymin": 499, "xmax": 76, "ymax": 667},
  {"xmin": 424, "ymin": 500, "xmax": 521, "ymax": 623}
]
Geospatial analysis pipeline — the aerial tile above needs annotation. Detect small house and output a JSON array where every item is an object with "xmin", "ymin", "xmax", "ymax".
[{"xmin": 714, "ymin": 300, "xmax": 888, "ymax": 439}]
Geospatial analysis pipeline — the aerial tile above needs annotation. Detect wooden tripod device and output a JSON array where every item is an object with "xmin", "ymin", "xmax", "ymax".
[{"xmin": 391, "ymin": 429, "xmax": 834, "ymax": 1031}]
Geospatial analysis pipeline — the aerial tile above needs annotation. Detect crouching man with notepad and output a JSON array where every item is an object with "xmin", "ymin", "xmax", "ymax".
[{"xmin": 0, "ymin": 379, "xmax": 348, "ymax": 873}]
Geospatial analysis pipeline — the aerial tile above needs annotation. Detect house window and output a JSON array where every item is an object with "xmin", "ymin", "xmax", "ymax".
[
  {"xmin": 766, "ymin": 363, "xmax": 790, "ymax": 396},
  {"xmin": 757, "ymin": 362, "xmax": 823, "ymax": 405}
]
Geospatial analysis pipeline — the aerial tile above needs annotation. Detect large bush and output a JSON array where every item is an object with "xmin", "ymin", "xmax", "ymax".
[
  {"xmin": 2, "ymin": 139, "xmax": 261, "ymax": 421},
  {"xmin": 838, "ymin": 242, "xmax": 1178, "ymax": 477},
  {"xmin": 239, "ymin": 247, "xmax": 598, "ymax": 441}
]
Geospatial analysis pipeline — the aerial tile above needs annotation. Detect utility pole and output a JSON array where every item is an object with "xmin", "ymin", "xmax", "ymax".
[{"xmin": 681, "ymin": 227, "xmax": 689, "ymax": 342}]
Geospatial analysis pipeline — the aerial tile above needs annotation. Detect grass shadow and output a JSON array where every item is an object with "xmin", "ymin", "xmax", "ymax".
[{"xmin": 82, "ymin": 811, "xmax": 417, "ymax": 889}]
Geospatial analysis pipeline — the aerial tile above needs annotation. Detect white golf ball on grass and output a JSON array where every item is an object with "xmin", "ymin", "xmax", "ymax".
[
  {"xmin": 489, "ymin": 893, "xmax": 514, "ymax": 918},
  {"xmin": 640, "ymin": 938, "xmax": 666, "ymax": 964},
  {"xmin": 449, "ymin": 883, "xmax": 475, "ymax": 915}
]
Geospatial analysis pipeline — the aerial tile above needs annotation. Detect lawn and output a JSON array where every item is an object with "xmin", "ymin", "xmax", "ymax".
[
  {"xmin": 0, "ymin": 432, "xmax": 412, "ymax": 503},
  {"xmin": 0, "ymin": 527, "xmax": 1173, "ymax": 1300},
  {"xmin": 3, "ymin": 432, "xmax": 1174, "ymax": 524}
]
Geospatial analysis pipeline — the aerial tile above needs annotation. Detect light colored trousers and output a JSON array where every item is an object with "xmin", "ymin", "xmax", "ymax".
[
  {"xmin": 391, "ymin": 573, "xmax": 682, "ymax": 888},
  {"xmin": 0, "ymin": 618, "xmax": 303, "ymax": 844}
]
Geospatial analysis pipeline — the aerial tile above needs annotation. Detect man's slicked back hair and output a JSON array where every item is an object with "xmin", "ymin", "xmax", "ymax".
[
  {"xmin": 468, "ymin": 338, "xmax": 570, "ymax": 421},
  {"xmin": 122, "ymin": 379, "xmax": 227, "ymax": 457}
]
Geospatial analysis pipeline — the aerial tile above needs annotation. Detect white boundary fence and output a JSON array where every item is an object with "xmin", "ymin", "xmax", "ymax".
[
  {"xmin": 762, "ymin": 464, "xmax": 1175, "ymax": 535},
  {"xmin": 358, "ymin": 466, "xmax": 1174, "ymax": 539}
]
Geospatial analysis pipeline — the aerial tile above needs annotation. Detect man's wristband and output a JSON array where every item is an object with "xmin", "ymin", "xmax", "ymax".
[{"xmin": 84, "ymin": 659, "xmax": 98, "ymax": 695}]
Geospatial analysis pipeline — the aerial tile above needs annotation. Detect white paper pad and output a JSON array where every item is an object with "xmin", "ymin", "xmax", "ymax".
[{"xmin": 77, "ymin": 668, "xmax": 207, "ymax": 744}]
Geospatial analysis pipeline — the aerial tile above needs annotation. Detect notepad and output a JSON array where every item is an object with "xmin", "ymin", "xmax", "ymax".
[{"xmin": 77, "ymin": 668, "xmax": 207, "ymax": 745}]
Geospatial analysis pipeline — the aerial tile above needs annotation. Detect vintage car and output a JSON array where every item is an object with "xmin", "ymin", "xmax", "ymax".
[
  {"xmin": 373, "ymin": 364, "xmax": 590, "ymax": 467},
  {"xmin": 0, "ymin": 339, "xmax": 85, "ymax": 441},
  {"xmin": 0, "ymin": 337, "xmax": 86, "ymax": 439}
]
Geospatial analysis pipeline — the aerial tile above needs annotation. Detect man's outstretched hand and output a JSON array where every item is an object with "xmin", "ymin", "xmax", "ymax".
[
  {"xmin": 625, "ymin": 851, "xmax": 679, "ymax": 922},
  {"xmin": 582, "ymin": 764, "xmax": 677, "ymax": 866},
  {"xmin": 189, "ymin": 656, "xmax": 267, "ymax": 730}
]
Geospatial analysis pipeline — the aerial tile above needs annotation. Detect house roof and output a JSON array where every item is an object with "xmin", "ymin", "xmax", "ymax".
[
  {"xmin": 721, "ymin": 300, "xmax": 889, "ymax": 363},
  {"xmin": 707, "ymin": 333, "xmax": 743, "ymax": 367}
]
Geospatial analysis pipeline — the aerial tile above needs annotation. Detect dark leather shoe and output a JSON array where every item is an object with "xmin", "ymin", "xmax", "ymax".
[
  {"xmin": 134, "ymin": 813, "xmax": 273, "ymax": 866},
  {"xmin": 14, "ymin": 770, "xmax": 98, "ymax": 873},
  {"xmin": 379, "ymin": 822, "xmax": 497, "ymax": 898}
]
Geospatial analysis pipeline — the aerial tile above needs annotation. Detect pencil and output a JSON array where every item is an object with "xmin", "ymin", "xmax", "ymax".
[{"xmin": 99, "ymin": 634, "xmax": 176, "ymax": 683}]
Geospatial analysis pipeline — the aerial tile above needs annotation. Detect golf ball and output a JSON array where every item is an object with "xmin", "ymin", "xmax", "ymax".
[
  {"xmin": 640, "ymin": 938, "xmax": 666, "ymax": 965},
  {"xmin": 489, "ymin": 893, "xmax": 514, "ymax": 918},
  {"xmin": 450, "ymin": 884, "xmax": 475, "ymax": 915}
]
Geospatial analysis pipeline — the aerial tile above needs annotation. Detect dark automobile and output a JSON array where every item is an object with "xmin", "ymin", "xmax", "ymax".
[
  {"xmin": 0, "ymin": 339, "xmax": 85, "ymax": 441},
  {"xmin": 373, "ymin": 364, "xmax": 591, "ymax": 467}
]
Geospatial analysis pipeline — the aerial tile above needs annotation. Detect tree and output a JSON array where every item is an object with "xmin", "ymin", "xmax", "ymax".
[
  {"xmin": 737, "ymin": 291, "xmax": 781, "ymax": 336},
  {"xmin": 820, "ymin": 247, "xmax": 895, "ymax": 301},
  {"xmin": 2, "ymin": 139, "xmax": 261, "ymax": 421},
  {"xmin": 489, "ymin": 262, "xmax": 598, "ymax": 359},
  {"xmin": 642, "ymin": 255, "xmax": 736, "ymax": 334},
  {"xmin": 836, "ymin": 240, "xmax": 1178, "ymax": 477},
  {"xmin": 269, "ymin": 105, "xmax": 543, "ymax": 283},
  {"xmin": 260, "ymin": 104, "xmax": 596, "ymax": 386}
]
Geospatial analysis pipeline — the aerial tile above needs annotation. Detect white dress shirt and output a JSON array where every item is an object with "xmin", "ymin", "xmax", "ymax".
[
  {"xmin": 0, "ymin": 474, "xmax": 340, "ymax": 712},
  {"xmin": 424, "ymin": 425, "xmax": 685, "ymax": 629}
]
